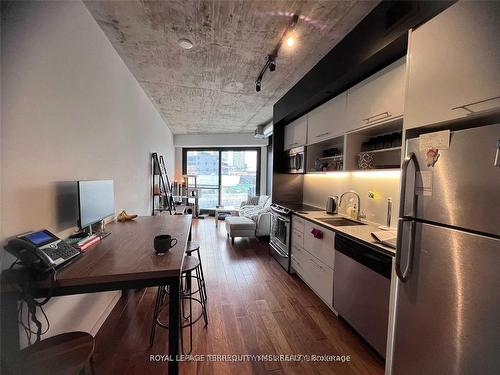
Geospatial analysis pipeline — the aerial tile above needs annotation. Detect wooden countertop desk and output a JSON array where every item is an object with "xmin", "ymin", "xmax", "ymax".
[{"xmin": 1, "ymin": 215, "xmax": 192, "ymax": 375}]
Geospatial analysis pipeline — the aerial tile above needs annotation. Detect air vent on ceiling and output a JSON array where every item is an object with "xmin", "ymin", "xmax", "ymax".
[{"xmin": 255, "ymin": 124, "xmax": 273, "ymax": 139}]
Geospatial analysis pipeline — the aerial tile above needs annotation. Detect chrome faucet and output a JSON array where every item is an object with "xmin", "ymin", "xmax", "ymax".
[{"xmin": 339, "ymin": 190, "xmax": 361, "ymax": 220}]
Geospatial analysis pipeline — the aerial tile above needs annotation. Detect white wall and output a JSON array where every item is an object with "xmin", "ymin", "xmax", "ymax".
[
  {"xmin": 174, "ymin": 147, "xmax": 183, "ymax": 182},
  {"xmin": 303, "ymin": 171, "xmax": 401, "ymax": 227},
  {"xmin": 1, "ymin": 0, "xmax": 174, "ymax": 343},
  {"xmin": 259, "ymin": 146, "xmax": 267, "ymax": 195}
]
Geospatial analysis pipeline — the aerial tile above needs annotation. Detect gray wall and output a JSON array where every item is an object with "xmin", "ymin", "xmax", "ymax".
[{"xmin": 1, "ymin": 0, "xmax": 175, "ymax": 342}]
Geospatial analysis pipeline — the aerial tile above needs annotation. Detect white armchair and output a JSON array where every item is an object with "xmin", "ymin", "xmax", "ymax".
[{"xmin": 239, "ymin": 195, "xmax": 272, "ymax": 237}]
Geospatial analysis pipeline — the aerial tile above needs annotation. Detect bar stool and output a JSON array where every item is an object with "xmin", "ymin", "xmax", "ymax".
[
  {"xmin": 185, "ymin": 241, "xmax": 207, "ymax": 302},
  {"xmin": 20, "ymin": 331, "xmax": 95, "ymax": 375},
  {"xmin": 149, "ymin": 257, "xmax": 208, "ymax": 354}
]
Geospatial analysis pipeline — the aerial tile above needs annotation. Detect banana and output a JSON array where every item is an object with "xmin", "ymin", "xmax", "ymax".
[{"xmin": 117, "ymin": 210, "xmax": 138, "ymax": 222}]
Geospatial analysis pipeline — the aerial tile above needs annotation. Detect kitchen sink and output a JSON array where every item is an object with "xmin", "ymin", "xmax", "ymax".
[{"xmin": 318, "ymin": 217, "xmax": 367, "ymax": 226}]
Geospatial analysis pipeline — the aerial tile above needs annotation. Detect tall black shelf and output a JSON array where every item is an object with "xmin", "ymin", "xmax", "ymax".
[{"xmin": 151, "ymin": 152, "xmax": 174, "ymax": 215}]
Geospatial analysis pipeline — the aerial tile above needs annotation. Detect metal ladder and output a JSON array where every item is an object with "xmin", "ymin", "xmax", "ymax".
[{"xmin": 152, "ymin": 152, "xmax": 175, "ymax": 215}]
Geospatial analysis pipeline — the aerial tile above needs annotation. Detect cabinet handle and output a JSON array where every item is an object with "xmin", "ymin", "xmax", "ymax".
[
  {"xmin": 451, "ymin": 95, "xmax": 500, "ymax": 113},
  {"xmin": 311, "ymin": 228, "xmax": 323, "ymax": 239},
  {"xmin": 316, "ymin": 131, "xmax": 331, "ymax": 138},
  {"xmin": 363, "ymin": 111, "xmax": 391, "ymax": 123}
]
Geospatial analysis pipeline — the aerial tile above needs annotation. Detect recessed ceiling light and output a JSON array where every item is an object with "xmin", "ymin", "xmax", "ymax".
[
  {"xmin": 178, "ymin": 38, "xmax": 193, "ymax": 50},
  {"xmin": 286, "ymin": 36, "xmax": 295, "ymax": 47}
]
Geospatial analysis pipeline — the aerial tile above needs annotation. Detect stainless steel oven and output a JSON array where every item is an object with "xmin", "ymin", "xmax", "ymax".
[
  {"xmin": 270, "ymin": 204, "xmax": 292, "ymax": 272},
  {"xmin": 286, "ymin": 146, "xmax": 305, "ymax": 174}
]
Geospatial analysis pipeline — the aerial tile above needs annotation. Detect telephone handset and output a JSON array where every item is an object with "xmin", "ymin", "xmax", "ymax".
[
  {"xmin": 6, "ymin": 229, "xmax": 81, "ymax": 272},
  {"xmin": 6, "ymin": 238, "xmax": 56, "ymax": 270}
]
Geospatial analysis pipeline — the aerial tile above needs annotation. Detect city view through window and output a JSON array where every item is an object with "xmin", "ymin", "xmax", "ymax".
[{"xmin": 185, "ymin": 149, "xmax": 259, "ymax": 209}]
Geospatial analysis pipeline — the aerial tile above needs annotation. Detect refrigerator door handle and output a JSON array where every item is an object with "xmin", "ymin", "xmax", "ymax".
[
  {"xmin": 395, "ymin": 218, "xmax": 416, "ymax": 282},
  {"xmin": 399, "ymin": 152, "xmax": 418, "ymax": 218}
]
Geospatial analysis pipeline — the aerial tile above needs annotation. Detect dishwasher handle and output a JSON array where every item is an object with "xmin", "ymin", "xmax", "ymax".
[{"xmin": 335, "ymin": 234, "xmax": 392, "ymax": 279}]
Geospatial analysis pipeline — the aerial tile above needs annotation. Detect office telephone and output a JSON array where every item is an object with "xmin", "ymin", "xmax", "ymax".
[{"xmin": 6, "ymin": 229, "xmax": 81, "ymax": 271}]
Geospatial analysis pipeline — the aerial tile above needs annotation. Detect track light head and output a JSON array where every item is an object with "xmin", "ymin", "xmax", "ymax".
[
  {"xmin": 267, "ymin": 55, "xmax": 276, "ymax": 72},
  {"xmin": 255, "ymin": 14, "xmax": 299, "ymax": 93}
]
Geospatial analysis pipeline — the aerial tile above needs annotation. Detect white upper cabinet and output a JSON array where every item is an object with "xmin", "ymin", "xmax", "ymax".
[
  {"xmin": 307, "ymin": 92, "xmax": 347, "ymax": 145},
  {"xmin": 284, "ymin": 123, "xmax": 294, "ymax": 150},
  {"xmin": 284, "ymin": 115, "xmax": 307, "ymax": 150},
  {"xmin": 404, "ymin": 1, "xmax": 500, "ymax": 129},
  {"xmin": 346, "ymin": 57, "xmax": 406, "ymax": 132}
]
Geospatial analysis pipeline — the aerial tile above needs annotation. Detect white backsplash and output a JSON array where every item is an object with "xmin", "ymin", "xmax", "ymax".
[{"xmin": 303, "ymin": 170, "xmax": 401, "ymax": 227}]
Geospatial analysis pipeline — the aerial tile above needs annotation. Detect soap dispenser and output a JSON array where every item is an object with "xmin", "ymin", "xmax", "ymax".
[
  {"xmin": 350, "ymin": 202, "xmax": 358, "ymax": 220},
  {"xmin": 347, "ymin": 198, "xmax": 355, "ymax": 219}
]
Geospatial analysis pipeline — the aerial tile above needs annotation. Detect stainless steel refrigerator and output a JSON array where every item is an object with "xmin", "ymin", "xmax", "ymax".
[{"xmin": 390, "ymin": 123, "xmax": 500, "ymax": 374}]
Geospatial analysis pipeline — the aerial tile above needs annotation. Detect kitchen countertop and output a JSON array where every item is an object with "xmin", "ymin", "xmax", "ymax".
[
  {"xmin": 292, "ymin": 210, "xmax": 397, "ymax": 257},
  {"xmin": 273, "ymin": 202, "xmax": 325, "ymax": 212}
]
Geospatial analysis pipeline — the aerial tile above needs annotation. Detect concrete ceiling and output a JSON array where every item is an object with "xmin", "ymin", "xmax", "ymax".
[{"xmin": 84, "ymin": 1, "xmax": 378, "ymax": 134}]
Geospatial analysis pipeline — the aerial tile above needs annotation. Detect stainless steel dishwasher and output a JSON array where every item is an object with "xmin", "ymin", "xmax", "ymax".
[{"xmin": 334, "ymin": 234, "xmax": 392, "ymax": 358}]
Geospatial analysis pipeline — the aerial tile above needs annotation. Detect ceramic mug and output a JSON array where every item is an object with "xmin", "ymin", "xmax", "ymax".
[{"xmin": 154, "ymin": 234, "xmax": 177, "ymax": 255}]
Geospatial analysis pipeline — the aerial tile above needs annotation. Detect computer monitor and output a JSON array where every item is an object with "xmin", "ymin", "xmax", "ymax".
[{"xmin": 77, "ymin": 180, "xmax": 115, "ymax": 230}]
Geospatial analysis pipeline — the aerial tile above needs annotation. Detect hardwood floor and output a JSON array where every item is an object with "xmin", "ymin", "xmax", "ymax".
[{"xmin": 93, "ymin": 217, "xmax": 384, "ymax": 374}]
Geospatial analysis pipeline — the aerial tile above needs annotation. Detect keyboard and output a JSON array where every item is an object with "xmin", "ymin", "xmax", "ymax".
[{"xmin": 44, "ymin": 241, "xmax": 81, "ymax": 265}]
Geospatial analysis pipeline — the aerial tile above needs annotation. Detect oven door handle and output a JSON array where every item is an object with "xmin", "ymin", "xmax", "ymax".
[
  {"xmin": 272, "ymin": 244, "xmax": 289, "ymax": 257},
  {"xmin": 276, "ymin": 216, "xmax": 290, "ymax": 223},
  {"xmin": 271, "ymin": 207, "xmax": 289, "ymax": 216}
]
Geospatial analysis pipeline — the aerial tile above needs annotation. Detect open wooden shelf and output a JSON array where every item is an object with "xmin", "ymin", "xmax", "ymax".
[
  {"xmin": 358, "ymin": 146, "xmax": 401, "ymax": 155},
  {"xmin": 306, "ymin": 135, "xmax": 345, "ymax": 173},
  {"xmin": 317, "ymin": 155, "xmax": 344, "ymax": 162},
  {"xmin": 345, "ymin": 119, "xmax": 403, "ymax": 171}
]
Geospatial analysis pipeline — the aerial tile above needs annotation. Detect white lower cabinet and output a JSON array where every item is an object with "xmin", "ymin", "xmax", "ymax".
[
  {"xmin": 292, "ymin": 215, "xmax": 306, "ymax": 233},
  {"xmin": 291, "ymin": 228, "xmax": 304, "ymax": 249},
  {"xmin": 301, "ymin": 254, "xmax": 334, "ymax": 305},
  {"xmin": 291, "ymin": 216, "xmax": 335, "ymax": 307},
  {"xmin": 291, "ymin": 244, "xmax": 307, "ymax": 276},
  {"xmin": 303, "ymin": 221, "xmax": 335, "ymax": 268}
]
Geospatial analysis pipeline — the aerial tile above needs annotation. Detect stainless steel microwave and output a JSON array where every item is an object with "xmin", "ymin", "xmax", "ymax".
[{"xmin": 286, "ymin": 146, "xmax": 305, "ymax": 174}]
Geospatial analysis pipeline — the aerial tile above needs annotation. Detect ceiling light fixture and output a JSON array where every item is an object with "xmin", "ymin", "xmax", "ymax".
[
  {"xmin": 255, "ymin": 14, "xmax": 299, "ymax": 92},
  {"xmin": 178, "ymin": 38, "xmax": 193, "ymax": 50}
]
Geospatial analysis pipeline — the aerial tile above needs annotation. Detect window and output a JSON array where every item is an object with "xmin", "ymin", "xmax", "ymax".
[
  {"xmin": 221, "ymin": 150, "xmax": 258, "ymax": 207},
  {"xmin": 184, "ymin": 150, "xmax": 219, "ymax": 209},
  {"xmin": 183, "ymin": 148, "xmax": 260, "ymax": 210}
]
